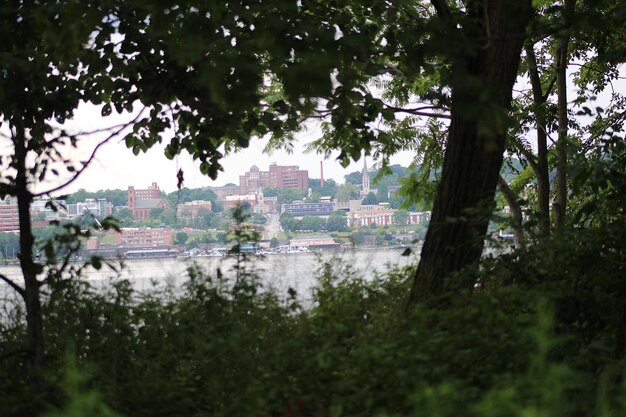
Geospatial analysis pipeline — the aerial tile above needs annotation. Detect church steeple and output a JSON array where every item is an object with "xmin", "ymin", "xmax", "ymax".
[{"xmin": 361, "ymin": 157, "xmax": 370, "ymax": 196}]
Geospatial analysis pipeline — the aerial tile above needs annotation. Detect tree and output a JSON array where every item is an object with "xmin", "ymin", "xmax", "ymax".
[
  {"xmin": 216, "ymin": 232, "xmax": 228, "ymax": 245},
  {"xmin": 114, "ymin": 208, "xmax": 133, "ymax": 225},
  {"xmin": 175, "ymin": 232, "xmax": 189, "ymax": 245},
  {"xmin": 495, "ymin": 0, "xmax": 626, "ymax": 245},
  {"xmin": 270, "ymin": 237, "xmax": 280, "ymax": 248},
  {"xmin": 362, "ymin": 192, "xmax": 378, "ymax": 206},
  {"xmin": 300, "ymin": 216, "xmax": 325, "ymax": 232},
  {"xmin": 149, "ymin": 208, "xmax": 164, "ymax": 220},
  {"xmin": 0, "ymin": 1, "xmax": 133, "ymax": 369},
  {"xmin": 279, "ymin": 213, "xmax": 297, "ymax": 232},
  {"xmin": 335, "ymin": 184, "xmax": 360, "ymax": 203},
  {"xmin": 309, "ymin": 178, "xmax": 338, "ymax": 198},
  {"xmin": 326, "ymin": 211, "xmax": 348, "ymax": 232},
  {"xmin": 394, "ymin": 210, "xmax": 409, "ymax": 226},
  {"xmin": 344, "ymin": 172, "xmax": 363, "ymax": 185},
  {"xmin": 406, "ymin": 0, "xmax": 534, "ymax": 305},
  {"xmin": 250, "ymin": 213, "xmax": 267, "ymax": 225}
]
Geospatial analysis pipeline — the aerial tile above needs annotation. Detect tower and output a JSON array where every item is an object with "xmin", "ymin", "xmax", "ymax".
[{"xmin": 361, "ymin": 157, "xmax": 370, "ymax": 196}]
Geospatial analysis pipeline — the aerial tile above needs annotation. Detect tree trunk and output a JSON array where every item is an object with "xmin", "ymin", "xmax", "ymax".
[
  {"xmin": 497, "ymin": 175, "xmax": 525, "ymax": 251},
  {"xmin": 524, "ymin": 44, "xmax": 551, "ymax": 236},
  {"xmin": 554, "ymin": 5, "xmax": 572, "ymax": 232},
  {"xmin": 12, "ymin": 115, "xmax": 45, "ymax": 369},
  {"xmin": 408, "ymin": 0, "xmax": 532, "ymax": 306}
]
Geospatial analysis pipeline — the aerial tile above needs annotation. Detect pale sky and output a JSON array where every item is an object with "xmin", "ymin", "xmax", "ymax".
[
  {"xmin": 57, "ymin": 103, "xmax": 416, "ymax": 194},
  {"xmin": 7, "ymin": 64, "xmax": 621, "ymax": 197}
]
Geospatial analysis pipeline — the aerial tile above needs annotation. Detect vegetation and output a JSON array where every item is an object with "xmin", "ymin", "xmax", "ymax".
[
  {"xmin": 0, "ymin": 1, "xmax": 624, "ymax": 416},
  {"xmin": 0, "ymin": 220, "xmax": 624, "ymax": 417}
]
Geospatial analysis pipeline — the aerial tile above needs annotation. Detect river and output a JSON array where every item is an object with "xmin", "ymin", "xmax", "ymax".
[{"xmin": 0, "ymin": 248, "xmax": 418, "ymax": 301}]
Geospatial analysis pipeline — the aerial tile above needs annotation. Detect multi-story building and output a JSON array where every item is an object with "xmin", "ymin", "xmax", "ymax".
[
  {"xmin": 349, "ymin": 208, "xmax": 396, "ymax": 227},
  {"xmin": 128, "ymin": 182, "xmax": 170, "ymax": 220},
  {"xmin": 223, "ymin": 194, "xmax": 259, "ymax": 210},
  {"xmin": 115, "ymin": 227, "xmax": 173, "ymax": 247},
  {"xmin": 0, "ymin": 197, "xmax": 19, "ymax": 232},
  {"xmin": 349, "ymin": 208, "xmax": 431, "ymax": 227},
  {"xmin": 239, "ymin": 163, "xmax": 308, "ymax": 194},
  {"xmin": 177, "ymin": 200, "xmax": 213, "ymax": 219},
  {"xmin": 408, "ymin": 211, "xmax": 431, "ymax": 225},
  {"xmin": 282, "ymin": 202, "xmax": 334, "ymax": 217},
  {"xmin": 67, "ymin": 198, "xmax": 113, "ymax": 218},
  {"xmin": 268, "ymin": 163, "xmax": 308, "ymax": 190}
]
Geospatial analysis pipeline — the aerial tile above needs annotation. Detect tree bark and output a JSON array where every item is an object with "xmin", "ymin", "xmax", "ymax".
[
  {"xmin": 554, "ymin": 0, "xmax": 574, "ymax": 232},
  {"xmin": 12, "ymin": 114, "xmax": 45, "ymax": 369},
  {"xmin": 524, "ymin": 44, "xmax": 551, "ymax": 236},
  {"xmin": 408, "ymin": 0, "xmax": 532, "ymax": 306}
]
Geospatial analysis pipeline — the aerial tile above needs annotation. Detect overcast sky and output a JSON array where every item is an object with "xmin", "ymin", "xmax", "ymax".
[{"xmin": 57, "ymin": 103, "xmax": 416, "ymax": 195}]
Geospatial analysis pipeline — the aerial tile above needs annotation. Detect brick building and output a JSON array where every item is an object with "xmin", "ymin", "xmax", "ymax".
[
  {"xmin": 239, "ymin": 163, "xmax": 308, "ymax": 194},
  {"xmin": 349, "ymin": 208, "xmax": 396, "ymax": 227},
  {"xmin": 0, "ymin": 197, "xmax": 19, "ymax": 232},
  {"xmin": 128, "ymin": 182, "xmax": 170, "ymax": 220},
  {"xmin": 223, "ymin": 194, "xmax": 259, "ymax": 210},
  {"xmin": 115, "ymin": 227, "xmax": 173, "ymax": 247}
]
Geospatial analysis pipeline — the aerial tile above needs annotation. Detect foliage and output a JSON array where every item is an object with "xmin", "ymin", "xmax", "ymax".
[
  {"xmin": 263, "ymin": 188, "xmax": 307, "ymax": 206},
  {"xmin": 224, "ymin": 205, "xmax": 263, "ymax": 285},
  {"xmin": 0, "ymin": 233, "xmax": 20, "ymax": 260},
  {"xmin": 394, "ymin": 209, "xmax": 409, "ymax": 226},
  {"xmin": 308, "ymin": 178, "xmax": 338, "ymax": 198},
  {"xmin": 65, "ymin": 189, "xmax": 128, "ymax": 207},
  {"xmin": 279, "ymin": 212, "xmax": 297, "ymax": 232},
  {"xmin": 334, "ymin": 183, "xmax": 360, "ymax": 203},
  {"xmin": 149, "ymin": 208, "xmax": 164, "ymax": 220},
  {"xmin": 361, "ymin": 192, "xmax": 379, "ymax": 205},
  {"xmin": 2, "ymin": 222, "xmax": 625, "ymax": 417},
  {"xmin": 175, "ymin": 232, "xmax": 188, "ymax": 245},
  {"xmin": 326, "ymin": 211, "xmax": 349, "ymax": 232},
  {"xmin": 249, "ymin": 213, "xmax": 267, "ymax": 225},
  {"xmin": 164, "ymin": 188, "xmax": 220, "ymax": 213}
]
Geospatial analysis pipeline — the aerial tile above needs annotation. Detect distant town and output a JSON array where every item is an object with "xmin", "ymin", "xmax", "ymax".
[{"xmin": 0, "ymin": 161, "xmax": 431, "ymax": 260}]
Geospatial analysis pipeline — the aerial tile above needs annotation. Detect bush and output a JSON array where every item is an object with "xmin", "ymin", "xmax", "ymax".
[{"xmin": 1, "ymin": 223, "xmax": 625, "ymax": 417}]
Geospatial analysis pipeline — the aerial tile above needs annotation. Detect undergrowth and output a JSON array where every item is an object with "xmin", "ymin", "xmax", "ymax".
[{"xmin": 0, "ymin": 224, "xmax": 625, "ymax": 417}]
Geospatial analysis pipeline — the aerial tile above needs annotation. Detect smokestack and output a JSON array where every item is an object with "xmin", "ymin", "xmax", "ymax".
[{"xmin": 320, "ymin": 161, "xmax": 325, "ymax": 188}]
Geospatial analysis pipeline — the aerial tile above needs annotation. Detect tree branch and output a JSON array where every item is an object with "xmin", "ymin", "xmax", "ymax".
[
  {"xmin": 542, "ymin": 75, "xmax": 557, "ymax": 102},
  {"xmin": 0, "ymin": 273, "xmax": 25, "ymax": 298},
  {"xmin": 497, "ymin": 175, "xmax": 525, "ymax": 251},
  {"xmin": 430, "ymin": 0, "xmax": 452, "ymax": 21},
  {"xmin": 385, "ymin": 104, "xmax": 451, "ymax": 119},
  {"xmin": 34, "ymin": 108, "xmax": 147, "ymax": 197}
]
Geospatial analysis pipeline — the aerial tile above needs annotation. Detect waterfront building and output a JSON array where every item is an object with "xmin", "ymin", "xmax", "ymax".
[
  {"xmin": 115, "ymin": 227, "xmax": 173, "ymax": 247},
  {"xmin": 408, "ymin": 211, "xmax": 431, "ymax": 225},
  {"xmin": 289, "ymin": 237, "xmax": 339, "ymax": 250},
  {"xmin": 349, "ymin": 208, "xmax": 396, "ymax": 227},
  {"xmin": 282, "ymin": 202, "xmax": 334, "ymax": 217}
]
